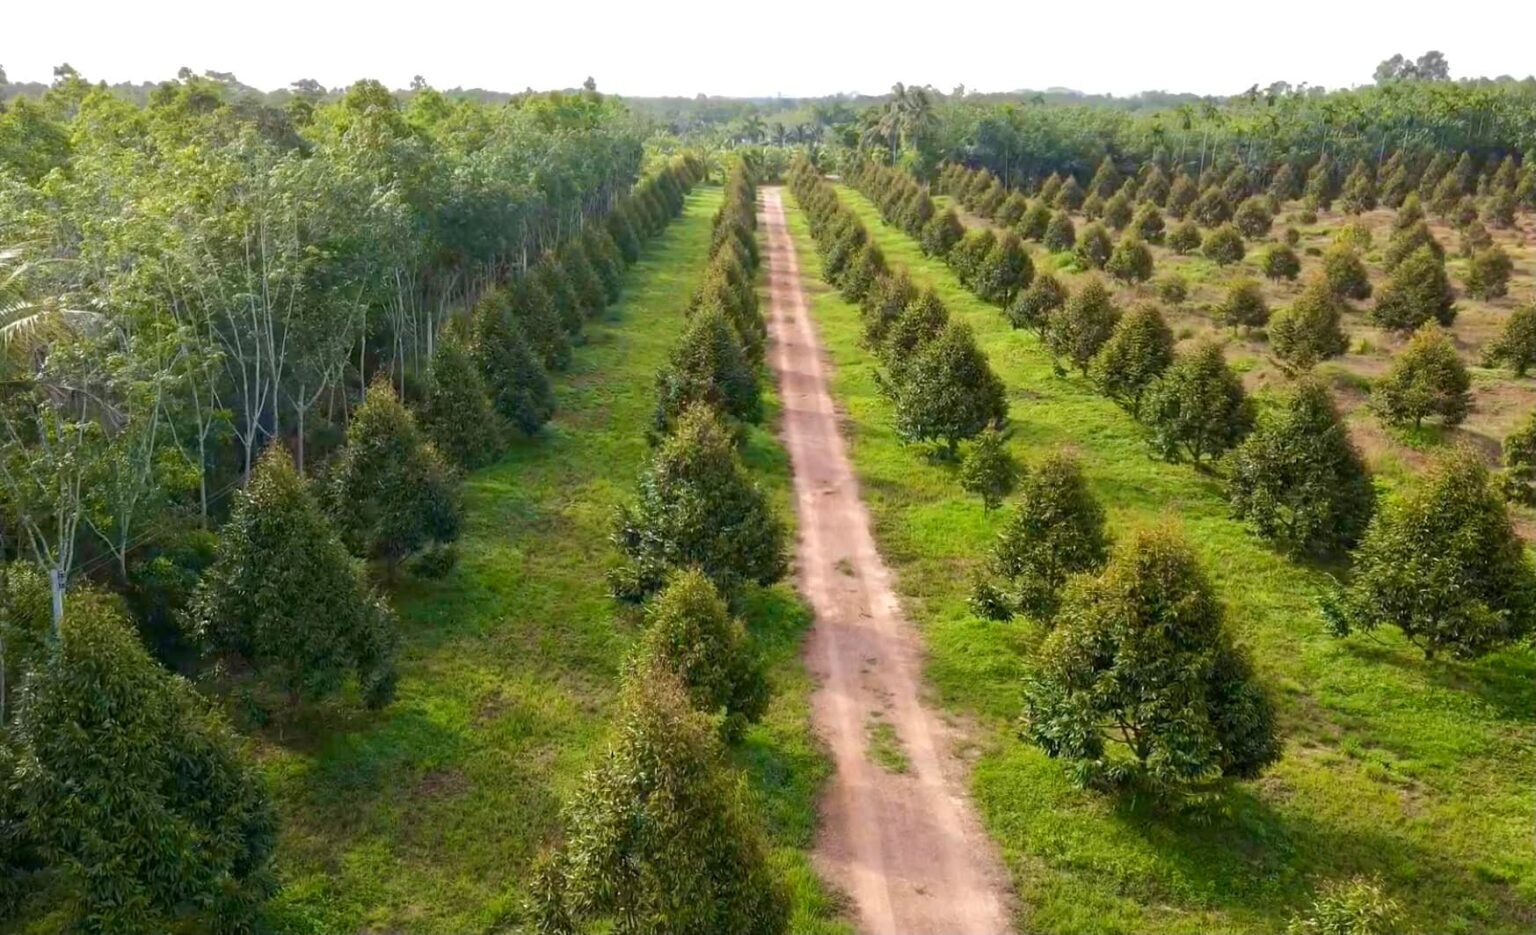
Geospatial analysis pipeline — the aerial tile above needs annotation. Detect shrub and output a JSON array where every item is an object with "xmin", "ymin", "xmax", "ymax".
[
  {"xmin": 1393, "ymin": 192, "xmax": 1426, "ymax": 231},
  {"xmin": 5, "ymin": 597, "xmax": 277, "ymax": 932},
  {"xmin": 840, "ymin": 241, "xmax": 886, "ymax": 304},
  {"xmin": 1482, "ymin": 303, "xmax": 1536, "ymax": 376},
  {"xmin": 1370, "ymin": 245, "xmax": 1456, "ymax": 332},
  {"xmin": 1370, "ymin": 322, "xmax": 1469, "ymax": 428},
  {"xmin": 1154, "ymin": 271, "xmax": 1189, "ymax": 304},
  {"xmin": 861, "ymin": 270, "xmax": 919, "ymax": 348},
  {"xmin": 1217, "ymin": 279, "xmax": 1270, "ymax": 332},
  {"xmin": 1283, "ymin": 226, "xmax": 1301, "ymax": 246},
  {"xmin": 1323, "ymin": 446, "xmax": 1535, "ymax": 658},
  {"xmin": 1234, "ymin": 196, "xmax": 1274, "ymax": 238},
  {"xmin": 1053, "ymin": 175, "xmax": 1085, "ymax": 210},
  {"xmin": 1502, "ymin": 409, "xmax": 1536, "ymax": 504},
  {"xmin": 1138, "ymin": 165, "xmax": 1171, "ymax": 206},
  {"xmin": 1092, "ymin": 303, "xmax": 1174, "ymax": 414},
  {"xmin": 508, "ymin": 278, "xmax": 574, "ymax": 367},
  {"xmin": 1105, "ymin": 233, "xmax": 1154, "ymax": 284},
  {"xmin": 1022, "ymin": 526, "xmax": 1279, "ymax": 792},
  {"xmin": 1018, "ymin": 200, "xmax": 1053, "ymax": 241},
  {"xmin": 1338, "ymin": 162, "xmax": 1378, "ymax": 214},
  {"xmin": 970, "ymin": 453, "xmax": 1107, "ymax": 621},
  {"xmin": 1080, "ymin": 192, "xmax": 1106, "ymax": 222},
  {"xmin": 1008, "ymin": 272, "xmax": 1068, "ymax": 334},
  {"xmin": 1382, "ymin": 220, "xmax": 1443, "ymax": 271},
  {"xmin": 1038, "ymin": 172, "xmax": 1064, "ymax": 204},
  {"xmin": 653, "ymin": 308, "xmax": 762, "ymax": 432},
  {"xmin": 1167, "ymin": 220, "xmax": 1202, "ymax": 254},
  {"xmin": 1043, "ymin": 211, "xmax": 1077, "ymax": 253},
  {"xmin": 1201, "ymin": 224, "xmax": 1247, "ymax": 266},
  {"xmin": 1191, "ymin": 188, "xmax": 1233, "ymax": 227},
  {"xmin": 1286, "ymin": 877, "xmax": 1404, "ymax": 935},
  {"xmin": 328, "ymin": 376, "xmax": 461, "ymax": 573},
  {"xmin": 612, "ymin": 405, "xmax": 786, "ymax": 602},
  {"xmin": 1459, "ymin": 219, "xmax": 1493, "ymax": 257},
  {"xmin": 974, "ymin": 232, "xmax": 1034, "ymax": 306},
  {"xmin": 188, "ymin": 447, "xmax": 397, "ymax": 707},
  {"xmin": 1074, "ymin": 222, "xmax": 1113, "ymax": 269},
  {"xmin": 1321, "ymin": 244, "xmax": 1372, "ymax": 301},
  {"xmin": 884, "ymin": 288, "xmax": 950, "ymax": 368},
  {"xmin": 530, "ymin": 669, "xmax": 790, "ymax": 935},
  {"xmin": 949, "ymin": 228, "xmax": 996, "ymax": 288},
  {"xmin": 1260, "ymin": 244, "xmax": 1302, "ymax": 281},
  {"xmin": 996, "ymin": 191, "xmax": 1030, "ymax": 227},
  {"xmin": 1131, "ymin": 203, "xmax": 1165, "ymax": 243},
  {"xmin": 1464, "ymin": 245, "xmax": 1513, "ymax": 300},
  {"xmin": 1484, "ymin": 189, "xmax": 1518, "ymax": 229},
  {"xmin": 1141, "ymin": 340, "xmax": 1255, "ymax": 464},
  {"xmin": 472, "ymin": 298, "xmax": 555, "ymax": 434},
  {"xmin": 1046, "ymin": 277, "xmax": 1122, "ymax": 373},
  {"xmin": 919, "ymin": 208, "xmax": 965, "ymax": 258},
  {"xmin": 959, "ymin": 427, "xmax": 1018, "ymax": 512},
  {"xmin": 632, "ymin": 569, "xmax": 767, "ymax": 738},
  {"xmin": 1089, "ymin": 155, "xmax": 1122, "ymax": 198},
  {"xmin": 1229, "ymin": 378, "xmax": 1373, "ymax": 556},
  {"xmin": 420, "ymin": 329, "xmax": 503, "ymax": 469},
  {"xmin": 1270, "ymin": 275, "xmax": 1350, "ymax": 371},
  {"xmin": 890, "ymin": 322, "xmax": 1009, "ymax": 455},
  {"xmin": 1102, "ymin": 191, "xmax": 1134, "ymax": 230},
  {"xmin": 1166, "ymin": 174, "xmax": 1198, "ymax": 218}
]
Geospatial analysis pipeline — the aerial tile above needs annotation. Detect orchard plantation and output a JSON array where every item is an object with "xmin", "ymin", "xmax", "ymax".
[{"xmin": 2, "ymin": 49, "xmax": 1536, "ymax": 935}]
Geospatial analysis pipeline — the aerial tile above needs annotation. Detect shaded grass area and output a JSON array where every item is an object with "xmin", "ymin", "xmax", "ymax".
[
  {"xmin": 781, "ymin": 184, "xmax": 1536, "ymax": 935},
  {"xmin": 257, "ymin": 186, "xmax": 845, "ymax": 934}
]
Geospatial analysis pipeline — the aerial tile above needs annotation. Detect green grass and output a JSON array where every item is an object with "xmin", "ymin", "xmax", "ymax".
[
  {"xmin": 780, "ymin": 184, "xmax": 1536, "ymax": 935},
  {"xmin": 257, "ymin": 186, "xmax": 845, "ymax": 935},
  {"xmin": 865, "ymin": 716, "xmax": 911, "ymax": 774}
]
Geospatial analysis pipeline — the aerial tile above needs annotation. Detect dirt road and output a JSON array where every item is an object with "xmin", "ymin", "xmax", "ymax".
[{"xmin": 759, "ymin": 186, "xmax": 1014, "ymax": 935}]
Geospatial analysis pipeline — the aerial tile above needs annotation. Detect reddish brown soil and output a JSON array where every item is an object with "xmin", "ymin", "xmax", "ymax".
[{"xmin": 760, "ymin": 186, "xmax": 1014, "ymax": 935}]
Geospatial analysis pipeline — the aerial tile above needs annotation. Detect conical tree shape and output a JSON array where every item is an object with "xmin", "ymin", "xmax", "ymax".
[
  {"xmin": 1022, "ymin": 526, "xmax": 1279, "ymax": 791},
  {"xmin": 471, "ymin": 298, "xmax": 555, "ymax": 435},
  {"xmin": 608, "ymin": 199, "xmax": 643, "ymax": 263},
  {"xmin": 653, "ymin": 308, "xmax": 762, "ymax": 432},
  {"xmin": 509, "ymin": 277, "xmax": 574, "ymax": 367},
  {"xmin": 1092, "ymin": 302, "xmax": 1174, "ymax": 413},
  {"xmin": 1229, "ymin": 378, "xmax": 1374, "ymax": 556},
  {"xmin": 188, "ymin": 446, "xmax": 397, "ymax": 706},
  {"xmin": 1105, "ymin": 233, "xmax": 1153, "ymax": 284},
  {"xmin": 974, "ymin": 231, "xmax": 1034, "ymax": 306},
  {"xmin": 1046, "ymin": 276, "xmax": 1121, "ymax": 373},
  {"xmin": 1270, "ymin": 275, "xmax": 1350, "ymax": 371},
  {"xmin": 328, "ymin": 375, "xmax": 461, "ymax": 572},
  {"xmin": 1324, "ymin": 447, "xmax": 1535, "ymax": 659},
  {"xmin": 612, "ymin": 405, "xmax": 786, "ymax": 602},
  {"xmin": 7, "ymin": 597, "xmax": 277, "ymax": 932},
  {"xmin": 421, "ymin": 329, "xmax": 503, "ymax": 469},
  {"xmin": 1371, "ymin": 245, "xmax": 1456, "ymax": 332},
  {"xmin": 1043, "ymin": 212, "xmax": 1077, "ymax": 252},
  {"xmin": 530, "ymin": 669, "xmax": 790, "ymax": 935},
  {"xmin": 958, "ymin": 426, "xmax": 1018, "ymax": 513},
  {"xmin": 919, "ymin": 208, "xmax": 964, "ymax": 258},
  {"xmin": 535, "ymin": 255, "xmax": 584, "ymax": 338},
  {"xmin": 861, "ymin": 270, "xmax": 918, "ymax": 348},
  {"xmin": 1141, "ymin": 340, "xmax": 1254, "ymax": 464},
  {"xmin": 970, "ymin": 453, "xmax": 1108, "ymax": 621},
  {"xmin": 1482, "ymin": 303, "xmax": 1536, "ymax": 376},
  {"xmin": 890, "ymin": 321, "xmax": 1008, "ymax": 455},
  {"xmin": 1008, "ymin": 271, "xmax": 1068, "ymax": 334},
  {"xmin": 883, "ymin": 288, "xmax": 950, "ymax": 370},
  {"xmin": 1321, "ymin": 243, "xmax": 1372, "ymax": 300},
  {"xmin": 632, "ymin": 568, "xmax": 768, "ymax": 739},
  {"xmin": 561, "ymin": 241, "xmax": 608, "ymax": 318},
  {"xmin": 584, "ymin": 228, "xmax": 624, "ymax": 304},
  {"xmin": 1370, "ymin": 322, "xmax": 1470, "ymax": 428}
]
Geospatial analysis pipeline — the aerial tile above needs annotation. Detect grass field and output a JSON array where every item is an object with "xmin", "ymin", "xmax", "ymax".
[
  {"xmin": 781, "ymin": 184, "xmax": 1536, "ymax": 935},
  {"xmin": 254, "ymin": 186, "xmax": 845, "ymax": 934}
]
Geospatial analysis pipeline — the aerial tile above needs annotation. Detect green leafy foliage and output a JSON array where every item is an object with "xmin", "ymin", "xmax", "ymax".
[
  {"xmin": 860, "ymin": 270, "xmax": 919, "ymax": 347},
  {"xmin": 1482, "ymin": 303, "xmax": 1536, "ymax": 376},
  {"xmin": 970, "ymin": 453, "xmax": 1108, "ymax": 622},
  {"xmin": 1370, "ymin": 323, "xmax": 1469, "ymax": 428},
  {"xmin": 1371, "ymin": 245, "xmax": 1455, "ymax": 331},
  {"xmin": 1228, "ymin": 379, "xmax": 1374, "ymax": 556},
  {"xmin": 612, "ymin": 405, "xmax": 786, "ymax": 603},
  {"xmin": 1046, "ymin": 276, "xmax": 1121, "ymax": 373},
  {"xmin": 1105, "ymin": 233, "xmax": 1154, "ymax": 284},
  {"xmin": 1463, "ymin": 245, "xmax": 1512, "ymax": 299},
  {"xmin": 1270, "ymin": 275, "xmax": 1350, "ymax": 371},
  {"xmin": 654, "ymin": 308, "xmax": 762, "ymax": 432},
  {"xmin": 1260, "ymin": 244, "xmax": 1302, "ymax": 281},
  {"xmin": 2, "ymin": 596, "xmax": 276, "ymax": 934},
  {"xmin": 1043, "ymin": 211, "xmax": 1077, "ymax": 252},
  {"xmin": 1234, "ymin": 196, "xmax": 1274, "ymax": 238},
  {"xmin": 327, "ymin": 376, "xmax": 461, "ymax": 572},
  {"xmin": 1323, "ymin": 447, "xmax": 1535, "ymax": 659},
  {"xmin": 1074, "ymin": 222, "xmax": 1114, "ymax": 269},
  {"xmin": 1167, "ymin": 220, "xmax": 1202, "ymax": 254},
  {"xmin": 889, "ymin": 322, "xmax": 1009, "ymax": 454},
  {"xmin": 420, "ymin": 329, "xmax": 503, "ymax": 469},
  {"xmin": 1321, "ymin": 244, "xmax": 1372, "ymax": 301},
  {"xmin": 1286, "ymin": 877, "xmax": 1403, "ymax": 935},
  {"xmin": 958, "ymin": 427, "xmax": 1018, "ymax": 512},
  {"xmin": 1217, "ymin": 279, "xmax": 1270, "ymax": 331},
  {"xmin": 973, "ymin": 232, "xmax": 1034, "ymax": 307},
  {"xmin": 1201, "ymin": 224, "xmax": 1246, "ymax": 266},
  {"xmin": 529, "ymin": 669, "xmax": 790, "ymax": 935},
  {"xmin": 187, "ymin": 447, "xmax": 398, "ymax": 707},
  {"xmin": 472, "ymin": 296, "xmax": 556, "ymax": 434},
  {"xmin": 1092, "ymin": 303, "xmax": 1174, "ymax": 414},
  {"xmin": 1021, "ymin": 526, "xmax": 1279, "ymax": 793},
  {"xmin": 1140, "ymin": 340, "xmax": 1255, "ymax": 464},
  {"xmin": 1008, "ymin": 271, "xmax": 1068, "ymax": 334}
]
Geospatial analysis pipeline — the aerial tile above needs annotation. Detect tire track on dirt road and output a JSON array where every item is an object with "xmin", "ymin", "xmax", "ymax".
[{"xmin": 760, "ymin": 186, "xmax": 1014, "ymax": 935}]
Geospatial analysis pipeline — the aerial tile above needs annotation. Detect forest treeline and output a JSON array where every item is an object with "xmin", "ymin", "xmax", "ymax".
[{"xmin": 0, "ymin": 65, "xmax": 713, "ymax": 931}]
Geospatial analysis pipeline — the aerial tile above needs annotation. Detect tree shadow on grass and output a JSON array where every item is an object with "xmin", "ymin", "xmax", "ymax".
[
  {"xmin": 1345, "ymin": 639, "xmax": 1536, "ymax": 724},
  {"xmin": 1107, "ymin": 780, "xmax": 1523, "ymax": 931}
]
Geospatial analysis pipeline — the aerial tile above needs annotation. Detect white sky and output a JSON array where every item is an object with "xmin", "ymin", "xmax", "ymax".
[{"xmin": 3, "ymin": 0, "xmax": 1533, "ymax": 99}]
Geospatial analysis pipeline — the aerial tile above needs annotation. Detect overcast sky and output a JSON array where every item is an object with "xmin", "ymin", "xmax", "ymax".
[{"xmin": 4, "ymin": 0, "xmax": 1533, "ymax": 98}]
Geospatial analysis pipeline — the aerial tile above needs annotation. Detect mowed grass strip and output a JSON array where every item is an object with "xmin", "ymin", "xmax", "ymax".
[
  {"xmin": 258, "ymin": 185, "xmax": 845, "ymax": 934},
  {"xmin": 780, "ymin": 184, "xmax": 1536, "ymax": 935}
]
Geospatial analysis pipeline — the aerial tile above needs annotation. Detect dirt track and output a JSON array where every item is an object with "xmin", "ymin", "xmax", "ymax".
[{"xmin": 760, "ymin": 186, "xmax": 1014, "ymax": 935}]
